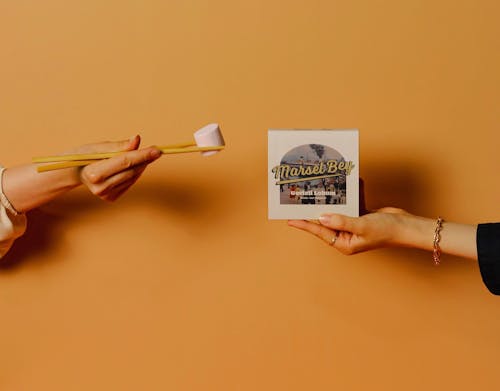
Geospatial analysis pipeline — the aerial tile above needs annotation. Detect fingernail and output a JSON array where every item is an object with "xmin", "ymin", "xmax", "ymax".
[
  {"xmin": 150, "ymin": 149, "xmax": 162, "ymax": 158},
  {"xmin": 319, "ymin": 215, "xmax": 330, "ymax": 225}
]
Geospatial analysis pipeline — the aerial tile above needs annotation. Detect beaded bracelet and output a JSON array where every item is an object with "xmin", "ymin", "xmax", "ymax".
[{"xmin": 433, "ymin": 217, "xmax": 444, "ymax": 265}]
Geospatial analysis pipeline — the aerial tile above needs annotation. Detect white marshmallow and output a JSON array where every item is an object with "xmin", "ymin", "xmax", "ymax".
[{"xmin": 193, "ymin": 123, "xmax": 225, "ymax": 156}]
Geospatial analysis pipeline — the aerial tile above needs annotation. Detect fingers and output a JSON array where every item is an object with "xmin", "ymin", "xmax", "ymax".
[
  {"xmin": 75, "ymin": 135, "xmax": 141, "ymax": 154},
  {"xmin": 288, "ymin": 220, "xmax": 363, "ymax": 255},
  {"xmin": 80, "ymin": 145, "xmax": 160, "ymax": 202},
  {"xmin": 122, "ymin": 135, "xmax": 141, "ymax": 152},
  {"xmin": 100, "ymin": 175, "xmax": 141, "ymax": 202},
  {"xmin": 84, "ymin": 163, "xmax": 148, "ymax": 199},
  {"xmin": 287, "ymin": 220, "xmax": 337, "ymax": 245},
  {"xmin": 318, "ymin": 213, "xmax": 362, "ymax": 234},
  {"xmin": 103, "ymin": 163, "xmax": 147, "ymax": 195},
  {"xmin": 82, "ymin": 147, "xmax": 161, "ymax": 184}
]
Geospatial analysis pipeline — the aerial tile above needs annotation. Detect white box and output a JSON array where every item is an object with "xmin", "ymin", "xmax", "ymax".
[{"xmin": 268, "ymin": 129, "xmax": 359, "ymax": 220}]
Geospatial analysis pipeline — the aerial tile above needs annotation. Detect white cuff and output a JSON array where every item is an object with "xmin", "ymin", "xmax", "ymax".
[
  {"xmin": 0, "ymin": 166, "xmax": 20, "ymax": 215},
  {"xmin": 0, "ymin": 165, "xmax": 27, "ymax": 258}
]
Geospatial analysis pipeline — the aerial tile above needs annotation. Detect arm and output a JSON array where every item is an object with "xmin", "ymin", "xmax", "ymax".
[
  {"xmin": 288, "ymin": 208, "xmax": 478, "ymax": 260},
  {"xmin": 2, "ymin": 164, "xmax": 81, "ymax": 213},
  {"xmin": 2, "ymin": 135, "xmax": 161, "ymax": 213},
  {"xmin": 392, "ymin": 213, "xmax": 477, "ymax": 260},
  {"xmin": 0, "ymin": 135, "xmax": 161, "ymax": 259}
]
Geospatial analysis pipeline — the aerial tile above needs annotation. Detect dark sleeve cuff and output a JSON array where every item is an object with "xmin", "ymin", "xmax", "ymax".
[{"xmin": 477, "ymin": 223, "xmax": 500, "ymax": 295}]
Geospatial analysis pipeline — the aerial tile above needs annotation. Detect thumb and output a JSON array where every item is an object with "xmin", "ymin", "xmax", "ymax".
[
  {"xmin": 76, "ymin": 135, "xmax": 141, "ymax": 154},
  {"xmin": 318, "ymin": 213, "xmax": 361, "ymax": 233}
]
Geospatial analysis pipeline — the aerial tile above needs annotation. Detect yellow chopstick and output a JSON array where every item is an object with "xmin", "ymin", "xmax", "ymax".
[
  {"xmin": 159, "ymin": 145, "xmax": 224, "ymax": 154},
  {"xmin": 37, "ymin": 160, "xmax": 98, "ymax": 172},
  {"xmin": 35, "ymin": 145, "xmax": 225, "ymax": 172},
  {"xmin": 33, "ymin": 141, "xmax": 197, "ymax": 163}
]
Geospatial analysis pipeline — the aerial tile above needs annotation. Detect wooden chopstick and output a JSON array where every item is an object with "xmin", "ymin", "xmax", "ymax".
[
  {"xmin": 159, "ymin": 145, "xmax": 224, "ymax": 155},
  {"xmin": 33, "ymin": 141, "xmax": 197, "ymax": 163},
  {"xmin": 35, "ymin": 145, "xmax": 225, "ymax": 172},
  {"xmin": 37, "ymin": 160, "xmax": 98, "ymax": 172}
]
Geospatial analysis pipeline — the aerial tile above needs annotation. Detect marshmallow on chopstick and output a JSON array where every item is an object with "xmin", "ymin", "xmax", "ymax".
[
  {"xmin": 193, "ymin": 123, "xmax": 225, "ymax": 157},
  {"xmin": 33, "ymin": 123, "xmax": 226, "ymax": 172}
]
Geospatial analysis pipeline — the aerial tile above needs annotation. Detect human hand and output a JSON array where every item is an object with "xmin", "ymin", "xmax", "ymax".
[
  {"xmin": 288, "ymin": 207, "xmax": 411, "ymax": 255},
  {"xmin": 76, "ymin": 135, "xmax": 161, "ymax": 202}
]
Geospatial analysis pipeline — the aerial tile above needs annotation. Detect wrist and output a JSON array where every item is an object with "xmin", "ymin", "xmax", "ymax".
[
  {"xmin": 34, "ymin": 164, "xmax": 82, "ymax": 188},
  {"xmin": 392, "ymin": 213, "xmax": 435, "ymax": 251},
  {"xmin": 3, "ymin": 164, "xmax": 82, "ymax": 213}
]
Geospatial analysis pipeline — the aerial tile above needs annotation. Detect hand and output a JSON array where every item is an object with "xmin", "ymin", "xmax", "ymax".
[
  {"xmin": 77, "ymin": 135, "xmax": 161, "ymax": 202},
  {"xmin": 288, "ymin": 207, "xmax": 410, "ymax": 255}
]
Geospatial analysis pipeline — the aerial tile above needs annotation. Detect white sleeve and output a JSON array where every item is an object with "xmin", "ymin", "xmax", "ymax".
[{"xmin": 0, "ymin": 166, "xmax": 27, "ymax": 259}]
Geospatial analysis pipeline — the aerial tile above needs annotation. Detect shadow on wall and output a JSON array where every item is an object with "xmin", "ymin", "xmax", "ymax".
[
  {"xmin": 0, "ymin": 177, "xmax": 229, "ymax": 271},
  {"xmin": 357, "ymin": 159, "xmax": 475, "ymax": 277},
  {"xmin": 360, "ymin": 159, "xmax": 429, "ymax": 214},
  {"xmin": 1, "ymin": 159, "xmax": 468, "ymax": 277}
]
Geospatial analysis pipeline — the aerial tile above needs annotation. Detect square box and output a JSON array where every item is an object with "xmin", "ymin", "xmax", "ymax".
[{"xmin": 268, "ymin": 129, "xmax": 359, "ymax": 220}]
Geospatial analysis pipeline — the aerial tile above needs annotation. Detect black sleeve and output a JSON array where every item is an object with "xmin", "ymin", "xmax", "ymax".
[{"xmin": 477, "ymin": 223, "xmax": 500, "ymax": 295}]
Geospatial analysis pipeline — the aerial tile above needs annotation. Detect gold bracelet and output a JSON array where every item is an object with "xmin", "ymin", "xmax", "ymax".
[{"xmin": 433, "ymin": 217, "xmax": 444, "ymax": 265}]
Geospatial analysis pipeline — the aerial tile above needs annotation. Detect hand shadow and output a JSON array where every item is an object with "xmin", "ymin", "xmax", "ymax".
[
  {"xmin": 360, "ymin": 159, "xmax": 428, "ymax": 214},
  {"xmin": 0, "ymin": 178, "xmax": 225, "ymax": 271},
  {"xmin": 0, "ymin": 208, "xmax": 65, "ymax": 271},
  {"xmin": 358, "ymin": 161, "xmax": 473, "ymax": 274}
]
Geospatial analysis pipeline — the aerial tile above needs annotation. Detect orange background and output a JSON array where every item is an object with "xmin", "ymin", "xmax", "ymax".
[{"xmin": 1, "ymin": 1, "xmax": 499, "ymax": 390}]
